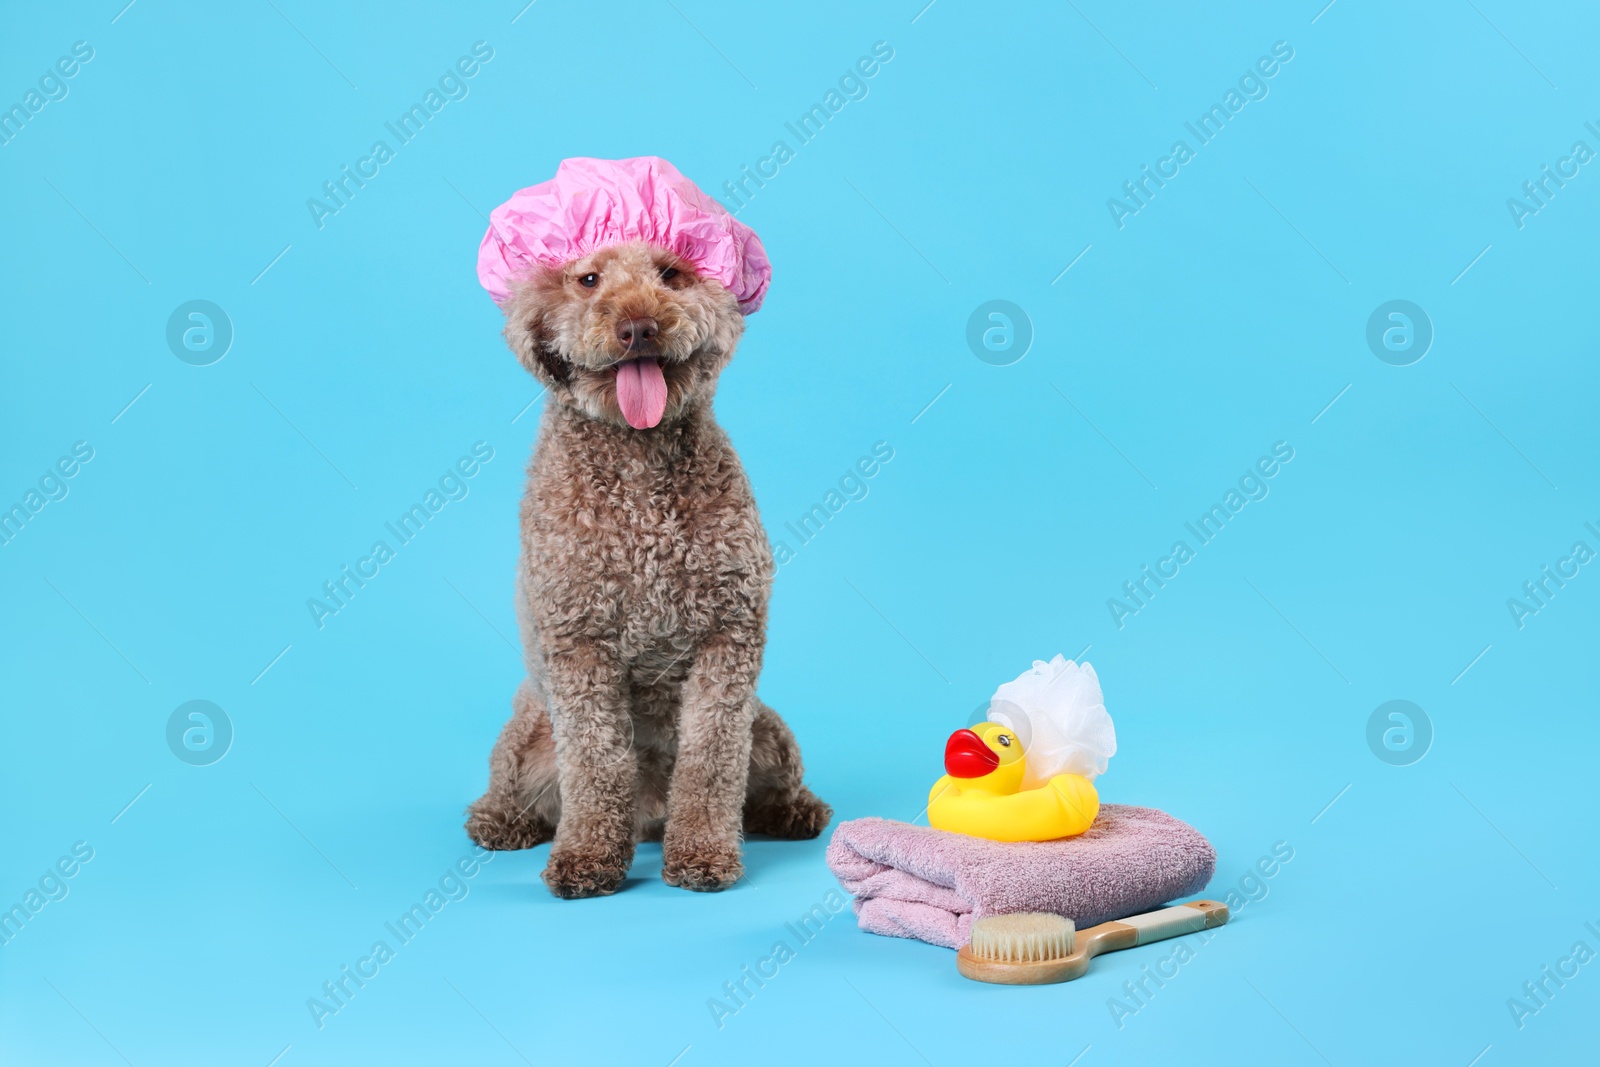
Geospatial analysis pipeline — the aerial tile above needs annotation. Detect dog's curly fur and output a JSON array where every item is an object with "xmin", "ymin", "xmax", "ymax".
[{"xmin": 465, "ymin": 240, "xmax": 830, "ymax": 898}]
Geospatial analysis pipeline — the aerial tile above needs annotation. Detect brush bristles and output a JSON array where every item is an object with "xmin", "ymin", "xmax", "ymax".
[{"xmin": 966, "ymin": 912, "xmax": 1075, "ymax": 963}]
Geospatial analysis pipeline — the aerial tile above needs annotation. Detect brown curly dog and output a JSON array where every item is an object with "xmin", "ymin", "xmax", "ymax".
[{"xmin": 465, "ymin": 240, "xmax": 831, "ymax": 898}]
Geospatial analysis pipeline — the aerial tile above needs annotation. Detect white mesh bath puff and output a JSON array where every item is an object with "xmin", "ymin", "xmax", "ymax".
[{"xmin": 987, "ymin": 655, "xmax": 1117, "ymax": 788}]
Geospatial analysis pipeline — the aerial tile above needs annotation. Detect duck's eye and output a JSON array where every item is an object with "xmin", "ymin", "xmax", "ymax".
[
  {"xmin": 659, "ymin": 266, "xmax": 679, "ymax": 282},
  {"xmin": 997, "ymin": 734, "xmax": 1012, "ymax": 747},
  {"xmin": 578, "ymin": 273, "xmax": 599, "ymax": 288}
]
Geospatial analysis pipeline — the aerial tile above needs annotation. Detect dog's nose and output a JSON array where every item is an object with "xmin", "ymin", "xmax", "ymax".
[{"xmin": 617, "ymin": 318, "xmax": 658, "ymax": 349}]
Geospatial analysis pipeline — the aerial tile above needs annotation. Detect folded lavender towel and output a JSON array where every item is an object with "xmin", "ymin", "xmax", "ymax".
[{"xmin": 825, "ymin": 805, "xmax": 1216, "ymax": 949}]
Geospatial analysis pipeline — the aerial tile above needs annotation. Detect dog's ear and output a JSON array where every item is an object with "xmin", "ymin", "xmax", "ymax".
[
  {"xmin": 508, "ymin": 309, "xmax": 571, "ymax": 385},
  {"xmin": 532, "ymin": 334, "xmax": 571, "ymax": 385},
  {"xmin": 502, "ymin": 274, "xmax": 571, "ymax": 386}
]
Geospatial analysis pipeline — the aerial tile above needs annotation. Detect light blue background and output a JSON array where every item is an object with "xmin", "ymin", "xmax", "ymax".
[{"xmin": 3, "ymin": 1, "xmax": 1596, "ymax": 1064}]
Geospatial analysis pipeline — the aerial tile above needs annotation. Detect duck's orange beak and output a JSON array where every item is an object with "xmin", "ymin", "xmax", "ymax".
[{"xmin": 944, "ymin": 729, "xmax": 1000, "ymax": 778}]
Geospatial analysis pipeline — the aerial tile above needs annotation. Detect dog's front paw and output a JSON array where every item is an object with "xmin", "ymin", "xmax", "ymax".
[
  {"xmin": 662, "ymin": 839, "xmax": 744, "ymax": 892},
  {"xmin": 542, "ymin": 846, "xmax": 631, "ymax": 899}
]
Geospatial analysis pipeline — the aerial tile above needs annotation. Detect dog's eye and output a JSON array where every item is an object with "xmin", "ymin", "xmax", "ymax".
[
  {"xmin": 659, "ymin": 266, "xmax": 679, "ymax": 282},
  {"xmin": 578, "ymin": 273, "xmax": 599, "ymax": 288}
]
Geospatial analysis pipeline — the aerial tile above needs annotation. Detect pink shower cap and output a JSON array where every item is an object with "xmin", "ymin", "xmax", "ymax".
[{"xmin": 477, "ymin": 156, "xmax": 771, "ymax": 314}]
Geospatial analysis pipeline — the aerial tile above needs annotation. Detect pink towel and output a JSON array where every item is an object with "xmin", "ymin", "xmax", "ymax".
[{"xmin": 825, "ymin": 805, "xmax": 1216, "ymax": 949}]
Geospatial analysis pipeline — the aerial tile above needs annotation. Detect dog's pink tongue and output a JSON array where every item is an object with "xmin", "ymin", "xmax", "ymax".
[{"xmin": 615, "ymin": 358, "xmax": 667, "ymax": 429}]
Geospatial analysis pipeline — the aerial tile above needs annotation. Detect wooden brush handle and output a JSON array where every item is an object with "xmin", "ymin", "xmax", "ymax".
[{"xmin": 1107, "ymin": 899, "xmax": 1229, "ymax": 946}]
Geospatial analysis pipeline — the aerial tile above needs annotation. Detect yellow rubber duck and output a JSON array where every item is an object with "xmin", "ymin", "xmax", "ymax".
[{"xmin": 928, "ymin": 721, "xmax": 1099, "ymax": 842}]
